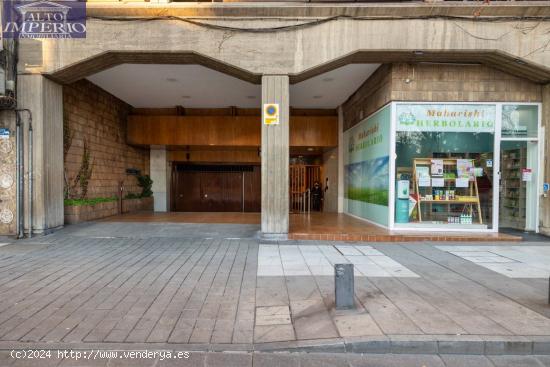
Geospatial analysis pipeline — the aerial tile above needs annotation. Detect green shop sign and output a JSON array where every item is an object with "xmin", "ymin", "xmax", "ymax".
[{"xmin": 396, "ymin": 104, "xmax": 496, "ymax": 133}]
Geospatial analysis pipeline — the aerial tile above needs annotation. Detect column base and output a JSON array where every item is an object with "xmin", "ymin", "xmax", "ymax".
[{"xmin": 259, "ymin": 232, "xmax": 288, "ymax": 241}]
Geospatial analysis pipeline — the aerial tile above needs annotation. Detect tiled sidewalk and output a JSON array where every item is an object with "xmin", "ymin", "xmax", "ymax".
[{"xmin": 0, "ymin": 222, "xmax": 549, "ymax": 353}]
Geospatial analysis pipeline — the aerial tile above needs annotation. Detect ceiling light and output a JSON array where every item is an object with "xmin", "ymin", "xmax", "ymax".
[
  {"xmin": 313, "ymin": 95, "xmax": 323, "ymax": 99},
  {"xmin": 413, "ymin": 50, "xmax": 424, "ymax": 56},
  {"xmin": 307, "ymin": 147, "xmax": 314, "ymax": 152},
  {"xmin": 515, "ymin": 59, "xmax": 527, "ymax": 65},
  {"xmin": 166, "ymin": 78, "xmax": 178, "ymax": 82}
]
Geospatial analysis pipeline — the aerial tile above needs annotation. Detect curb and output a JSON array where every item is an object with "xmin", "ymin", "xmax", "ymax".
[{"xmin": 1, "ymin": 335, "xmax": 549, "ymax": 355}]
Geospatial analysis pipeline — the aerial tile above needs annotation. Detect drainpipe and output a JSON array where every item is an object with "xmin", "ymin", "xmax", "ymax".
[
  {"xmin": 28, "ymin": 117, "xmax": 33, "ymax": 238},
  {"xmin": 15, "ymin": 110, "xmax": 23, "ymax": 239}
]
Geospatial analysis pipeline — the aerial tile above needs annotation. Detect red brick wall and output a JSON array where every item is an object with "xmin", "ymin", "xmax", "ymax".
[{"xmin": 64, "ymin": 80, "xmax": 149, "ymax": 199}]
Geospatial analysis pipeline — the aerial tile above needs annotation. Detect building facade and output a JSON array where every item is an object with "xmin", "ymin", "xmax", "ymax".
[{"xmin": 0, "ymin": 1, "xmax": 549, "ymax": 237}]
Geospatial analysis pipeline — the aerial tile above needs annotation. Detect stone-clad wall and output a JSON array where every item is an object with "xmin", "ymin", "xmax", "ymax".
[
  {"xmin": 64, "ymin": 80, "xmax": 149, "ymax": 200},
  {"xmin": 342, "ymin": 64, "xmax": 392, "ymax": 132},
  {"xmin": 391, "ymin": 63, "xmax": 542, "ymax": 103},
  {"xmin": 541, "ymin": 84, "xmax": 550, "ymax": 236},
  {"xmin": 342, "ymin": 63, "xmax": 542, "ymax": 131},
  {"xmin": 0, "ymin": 111, "xmax": 16, "ymax": 235}
]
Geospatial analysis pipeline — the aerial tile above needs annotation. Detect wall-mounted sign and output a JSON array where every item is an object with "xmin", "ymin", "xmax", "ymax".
[
  {"xmin": 396, "ymin": 104, "xmax": 496, "ymax": 133},
  {"xmin": 0, "ymin": 128, "xmax": 9, "ymax": 139},
  {"xmin": 126, "ymin": 168, "xmax": 141, "ymax": 176},
  {"xmin": 263, "ymin": 103, "xmax": 279, "ymax": 125},
  {"xmin": 544, "ymin": 183, "xmax": 549, "ymax": 193},
  {"xmin": 522, "ymin": 168, "xmax": 532, "ymax": 182}
]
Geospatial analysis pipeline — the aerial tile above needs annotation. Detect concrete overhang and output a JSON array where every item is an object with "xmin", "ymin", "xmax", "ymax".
[
  {"xmin": 47, "ymin": 50, "xmax": 550, "ymax": 85},
  {"xmin": 85, "ymin": 2, "xmax": 550, "ymax": 18}
]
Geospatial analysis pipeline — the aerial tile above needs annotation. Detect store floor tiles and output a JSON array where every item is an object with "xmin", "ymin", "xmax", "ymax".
[{"xmin": 102, "ymin": 211, "xmax": 521, "ymax": 242}]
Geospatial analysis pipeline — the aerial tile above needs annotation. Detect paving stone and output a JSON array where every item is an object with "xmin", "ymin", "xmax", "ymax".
[
  {"xmin": 204, "ymin": 352, "xmax": 252, "ymax": 367},
  {"xmin": 156, "ymin": 352, "xmax": 205, "ymax": 366},
  {"xmin": 255, "ymin": 306, "xmax": 291, "ymax": 326},
  {"xmin": 252, "ymin": 352, "xmax": 301, "ymax": 367},
  {"xmin": 0, "ymin": 351, "xmax": 16, "ymax": 366},
  {"xmin": 347, "ymin": 354, "xmax": 446, "ymax": 367},
  {"xmin": 254, "ymin": 324, "xmax": 296, "ymax": 343},
  {"xmin": 290, "ymin": 300, "xmax": 339, "ymax": 340},
  {"xmin": 489, "ymin": 355, "xmax": 545, "ymax": 367},
  {"xmin": 535, "ymin": 355, "xmax": 550, "ymax": 366},
  {"xmin": 334, "ymin": 312, "xmax": 384, "ymax": 337},
  {"xmin": 104, "ymin": 357, "xmax": 159, "ymax": 367},
  {"xmin": 299, "ymin": 353, "xmax": 350, "ymax": 367},
  {"xmin": 58, "ymin": 357, "xmax": 109, "ymax": 366},
  {"xmin": 440, "ymin": 354, "xmax": 495, "ymax": 367},
  {"xmin": 2, "ymin": 223, "xmax": 550, "ymax": 356},
  {"xmin": 12, "ymin": 357, "xmax": 64, "ymax": 367}
]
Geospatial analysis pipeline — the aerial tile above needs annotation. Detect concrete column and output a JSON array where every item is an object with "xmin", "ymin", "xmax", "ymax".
[
  {"xmin": 540, "ymin": 84, "xmax": 550, "ymax": 235},
  {"xmin": 261, "ymin": 75, "xmax": 289, "ymax": 237},
  {"xmin": 150, "ymin": 147, "xmax": 168, "ymax": 212},
  {"xmin": 17, "ymin": 75, "xmax": 64, "ymax": 234},
  {"xmin": 337, "ymin": 106, "xmax": 345, "ymax": 213}
]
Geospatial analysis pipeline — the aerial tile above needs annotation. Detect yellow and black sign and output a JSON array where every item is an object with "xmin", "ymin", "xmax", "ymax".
[{"xmin": 263, "ymin": 103, "xmax": 279, "ymax": 125}]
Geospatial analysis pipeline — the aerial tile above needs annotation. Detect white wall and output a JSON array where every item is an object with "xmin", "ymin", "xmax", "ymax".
[
  {"xmin": 322, "ymin": 148, "xmax": 339, "ymax": 213},
  {"xmin": 150, "ymin": 147, "xmax": 168, "ymax": 212}
]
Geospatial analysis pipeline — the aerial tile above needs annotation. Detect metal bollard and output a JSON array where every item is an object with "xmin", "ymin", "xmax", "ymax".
[{"xmin": 335, "ymin": 263, "xmax": 355, "ymax": 310}]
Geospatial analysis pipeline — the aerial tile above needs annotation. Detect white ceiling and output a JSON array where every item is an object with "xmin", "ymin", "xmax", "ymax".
[{"xmin": 87, "ymin": 63, "xmax": 380, "ymax": 109}]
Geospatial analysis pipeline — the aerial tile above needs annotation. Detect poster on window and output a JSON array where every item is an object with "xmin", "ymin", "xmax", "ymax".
[{"xmin": 344, "ymin": 105, "xmax": 391, "ymax": 226}]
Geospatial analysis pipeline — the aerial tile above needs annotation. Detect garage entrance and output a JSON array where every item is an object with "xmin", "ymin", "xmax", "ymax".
[{"xmin": 171, "ymin": 164, "xmax": 260, "ymax": 212}]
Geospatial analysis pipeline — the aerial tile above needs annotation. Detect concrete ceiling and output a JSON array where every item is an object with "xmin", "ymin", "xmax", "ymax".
[{"xmin": 86, "ymin": 63, "xmax": 379, "ymax": 109}]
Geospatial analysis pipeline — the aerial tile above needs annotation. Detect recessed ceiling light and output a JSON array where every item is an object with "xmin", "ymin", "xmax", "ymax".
[
  {"xmin": 166, "ymin": 78, "xmax": 178, "ymax": 82},
  {"xmin": 246, "ymin": 96, "xmax": 256, "ymax": 99},
  {"xmin": 322, "ymin": 77, "xmax": 334, "ymax": 82},
  {"xmin": 313, "ymin": 95, "xmax": 323, "ymax": 99},
  {"xmin": 413, "ymin": 50, "xmax": 424, "ymax": 56},
  {"xmin": 181, "ymin": 95, "xmax": 191, "ymax": 99},
  {"xmin": 307, "ymin": 147, "xmax": 314, "ymax": 151}
]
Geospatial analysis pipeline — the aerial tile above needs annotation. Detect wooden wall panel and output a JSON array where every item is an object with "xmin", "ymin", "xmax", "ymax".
[
  {"xmin": 290, "ymin": 116, "xmax": 338, "ymax": 147},
  {"xmin": 169, "ymin": 150, "xmax": 260, "ymax": 163},
  {"xmin": 127, "ymin": 115, "xmax": 338, "ymax": 148}
]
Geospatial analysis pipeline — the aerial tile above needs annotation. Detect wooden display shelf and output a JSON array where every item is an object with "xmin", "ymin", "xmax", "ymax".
[
  {"xmin": 420, "ymin": 199, "xmax": 478, "ymax": 204},
  {"xmin": 413, "ymin": 158, "xmax": 483, "ymax": 224}
]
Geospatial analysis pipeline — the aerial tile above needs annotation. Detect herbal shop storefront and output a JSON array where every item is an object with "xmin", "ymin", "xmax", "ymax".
[{"xmin": 343, "ymin": 102, "xmax": 542, "ymax": 233}]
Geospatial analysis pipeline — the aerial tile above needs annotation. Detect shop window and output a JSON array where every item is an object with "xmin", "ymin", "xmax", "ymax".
[
  {"xmin": 394, "ymin": 104, "xmax": 496, "ymax": 229},
  {"xmin": 502, "ymin": 105, "xmax": 538, "ymax": 138}
]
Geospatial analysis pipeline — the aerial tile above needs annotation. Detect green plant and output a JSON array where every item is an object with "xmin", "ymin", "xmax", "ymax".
[
  {"xmin": 64, "ymin": 197, "xmax": 117, "ymax": 206},
  {"xmin": 63, "ymin": 116, "xmax": 75, "ymax": 199},
  {"xmin": 72, "ymin": 139, "xmax": 94, "ymax": 199},
  {"xmin": 124, "ymin": 192, "xmax": 141, "ymax": 199},
  {"xmin": 137, "ymin": 175, "xmax": 153, "ymax": 198}
]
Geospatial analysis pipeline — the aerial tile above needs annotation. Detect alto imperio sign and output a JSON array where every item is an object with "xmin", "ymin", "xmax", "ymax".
[
  {"xmin": 2, "ymin": 0, "xmax": 86, "ymax": 39},
  {"xmin": 396, "ymin": 104, "xmax": 496, "ymax": 133}
]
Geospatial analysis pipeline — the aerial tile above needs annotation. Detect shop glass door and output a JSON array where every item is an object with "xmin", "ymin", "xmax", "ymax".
[
  {"xmin": 499, "ymin": 140, "xmax": 538, "ymax": 231},
  {"xmin": 498, "ymin": 104, "xmax": 540, "ymax": 232}
]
